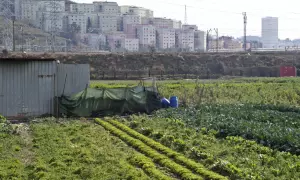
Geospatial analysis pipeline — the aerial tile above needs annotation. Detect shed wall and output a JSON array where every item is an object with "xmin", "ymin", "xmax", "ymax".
[
  {"xmin": 57, "ymin": 64, "xmax": 90, "ymax": 96},
  {"xmin": 0, "ymin": 61, "xmax": 56, "ymax": 117}
]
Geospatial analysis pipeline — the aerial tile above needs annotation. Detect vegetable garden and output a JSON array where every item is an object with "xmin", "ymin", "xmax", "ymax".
[{"xmin": 1, "ymin": 77, "xmax": 300, "ymax": 179}]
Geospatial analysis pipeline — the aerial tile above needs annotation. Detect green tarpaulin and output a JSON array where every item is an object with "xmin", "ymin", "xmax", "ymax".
[{"xmin": 58, "ymin": 86, "xmax": 161, "ymax": 117}]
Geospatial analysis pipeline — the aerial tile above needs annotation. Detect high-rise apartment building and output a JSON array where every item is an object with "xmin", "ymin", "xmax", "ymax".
[
  {"xmin": 136, "ymin": 25, "xmax": 156, "ymax": 47},
  {"xmin": 176, "ymin": 29, "xmax": 195, "ymax": 51},
  {"xmin": 120, "ymin": 6, "xmax": 153, "ymax": 18},
  {"xmin": 194, "ymin": 30, "xmax": 206, "ymax": 52},
  {"xmin": 93, "ymin": 1, "xmax": 119, "ymax": 14},
  {"xmin": 156, "ymin": 28, "xmax": 176, "ymax": 49},
  {"xmin": 123, "ymin": 14, "xmax": 141, "ymax": 32},
  {"xmin": 261, "ymin": 17, "xmax": 278, "ymax": 48}
]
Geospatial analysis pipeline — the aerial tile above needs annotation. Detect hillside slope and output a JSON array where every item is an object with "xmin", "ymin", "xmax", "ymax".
[{"xmin": 0, "ymin": 17, "xmax": 66, "ymax": 48}]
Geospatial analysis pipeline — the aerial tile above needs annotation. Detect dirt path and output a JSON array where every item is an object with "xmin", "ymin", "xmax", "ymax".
[{"xmin": 13, "ymin": 123, "xmax": 34, "ymax": 166}]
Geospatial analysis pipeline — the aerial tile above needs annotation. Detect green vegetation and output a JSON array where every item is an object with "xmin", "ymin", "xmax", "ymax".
[
  {"xmin": 91, "ymin": 77, "xmax": 300, "ymax": 107},
  {"xmin": 29, "ymin": 119, "xmax": 150, "ymax": 180},
  {"xmin": 0, "ymin": 122, "xmax": 27, "ymax": 179},
  {"xmin": 0, "ymin": 118, "xmax": 153, "ymax": 180},
  {"xmin": 129, "ymin": 154, "xmax": 175, "ymax": 180},
  {"xmin": 2, "ymin": 77, "xmax": 300, "ymax": 179},
  {"xmin": 107, "ymin": 120, "xmax": 227, "ymax": 180},
  {"xmin": 95, "ymin": 119, "xmax": 205, "ymax": 180},
  {"xmin": 120, "ymin": 115, "xmax": 300, "ymax": 180},
  {"xmin": 154, "ymin": 104, "xmax": 300, "ymax": 154}
]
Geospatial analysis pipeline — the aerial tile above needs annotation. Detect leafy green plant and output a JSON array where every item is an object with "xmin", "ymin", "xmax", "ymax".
[
  {"xmin": 0, "ymin": 115, "xmax": 6, "ymax": 123},
  {"xmin": 124, "ymin": 115, "xmax": 300, "ymax": 179},
  {"xmin": 155, "ymin": 104, "xmax": 300, "ymax": 154},
  {"xmin": 0, "ymin": 115, "xmax": 13, "ymax": 134},
  {"xmin": 28, "ymin": 120, "xmax": 151, "ymax": 180},
  {"xmin": 129, "ymin": 154, "xmax": 173, "ymax": 180},
  {"xmin": 106, "ymin": 119, "xmax": 227, "ymax": 180},
  {"xmin": 95, "ymin": 118, "xmax": 206, "ymax": 180}
]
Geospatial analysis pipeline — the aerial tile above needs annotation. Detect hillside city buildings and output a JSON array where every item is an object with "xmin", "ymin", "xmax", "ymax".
[
  {"xmin": 8, "ymin": 0, "xmax": 207, "ymax": 52},
  {"xmin": 1, "ymin": 1, "xmax": 287, "ymax": 52}
]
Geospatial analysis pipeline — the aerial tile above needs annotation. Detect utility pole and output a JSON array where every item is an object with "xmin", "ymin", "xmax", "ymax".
[
  {"xmin": 12, "ymin": 16, "xmax": 15, "ymax": 51},
  {"xmin": 21, "ymin": 26, "xmax": 24, "ymax": 52},
  {"xmin": 214, "ymin": 28, "xmax": 219, "ymax": 53},
  {"xmin": 243, "ymin": 12, "xmax": 247, "ymax": 51}
]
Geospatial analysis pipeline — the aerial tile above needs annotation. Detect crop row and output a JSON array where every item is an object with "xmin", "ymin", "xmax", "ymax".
[
  {"xmin": 155, "ymin": 104, "xmax": 300, "ymax": 154},
  {"xmin": 125, "ymin": 115, "xmax": 300, "ymax": 179},
  {"xmin": 107, "ymin": 120, "xmax": 227, "ymax": 180},
  {"xmin": 95, "ymin": 119, "xmax": 204, "ymax": 180},
  {"xmin": 129, "ymin": 154, "xmax": 174, "ymax": 180}
]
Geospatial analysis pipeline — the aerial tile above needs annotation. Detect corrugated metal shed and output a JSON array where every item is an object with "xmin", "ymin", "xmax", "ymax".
[
  {"xmin": 0, "ymin": 60, "xmax": 56, "ymax": 117},
  {"xmin": 0, "ymin": 58, "xmax": 90, "ymax": 118},
  {"xmin": 57, "ymin": 64, "xmax": 90, "ymax": 96}
]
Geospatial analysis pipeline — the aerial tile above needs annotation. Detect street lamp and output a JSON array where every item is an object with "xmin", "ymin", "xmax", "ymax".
[{"xmin": 12, "ymin": 16, "xmax": 16, "ymax": 51}]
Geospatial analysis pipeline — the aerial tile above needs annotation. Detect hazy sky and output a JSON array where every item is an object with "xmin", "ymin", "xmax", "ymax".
[{"xmin": 73, "ymin": 0, "xmax": 300, "ymax": 39}]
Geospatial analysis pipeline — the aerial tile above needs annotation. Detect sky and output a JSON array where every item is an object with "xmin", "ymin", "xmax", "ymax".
[{"xmin": 73, "ymin": 0, "xmax": 300, "ymax": 39}]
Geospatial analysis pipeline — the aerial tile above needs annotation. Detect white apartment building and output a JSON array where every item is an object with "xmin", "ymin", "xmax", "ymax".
[
  {"xmin": 136, "ymin": 25, "xmax": 156, "ymax": 47},
  {"xmin": 208, "ymin": 39, "xmax": 224, "ymax": 50},
  {"xmin": 98, "ymin": 14, "xmax": 118, "ymax": 32},
  {"xmin": 106, "ymin": 32, "xmax": 126, "ymax": 51},
  {"xmin": 36, "ymin": 11, "xmax": 65, "ymax": 32},
  {"xmin": 120, "ymin": 6, "xmax": 153, "ymax": 18},
  {"xmin": 124, "ymin": 39, "xmax": 139, "ymax": 52},
  {"xmin": 85, "ymin": 13, "xmax": 99, "ymax": 29},
  {"xmin": 173, "ymin": 20, "xmax": 182, "ymax": 29},
  {"xmin": 21, "ymin": 0, "xmax": 65, "ymax": 28},
  {"xmin": 70, "ymin": 3, "xmax": 94, "ymax": 13},
  {"xmin": 156, "ymin": 28, "xmax": 176, "ymax": 49},
  {"xmin": 143, "ymin": 18, "xmax": 181, "ymax": 29},
  {"xmin": 261, "ymin": 17, "xmax": 278, "ymax": 48},
  {"xmin": 194, "ymin": 30, "xmax": 206, "ymax": 52},
  {"xmin": 93, "ymin": 1, "xmax": 119, "ymax": 14},
  {"xmin": 182, "ymin": 24, "xmax": 198, "ymax": 31},
  {"xmin": 35, "ymin": 1, "xmax": 65, "ymax": 32},
  {"xmin": 67, "ymin": 13, "xmax": 87, "ymax": 34},
  {"xmin": 123, "ymin": 14, "xmax": 141, "ymax": 32},
  {"xmin": 176, "ymin": 29, "xmax": 195, "ymax": 51},
  {"xmin": 147, "ymin": 18, "xmax": 178, "ymax": 29},
  {"xmin": 84, "ymin": 33, "xmax": 106, "ymax": 50},
  {"xmin": 21, "ymin": 1, "xmax": 39, "ymax": 23}
]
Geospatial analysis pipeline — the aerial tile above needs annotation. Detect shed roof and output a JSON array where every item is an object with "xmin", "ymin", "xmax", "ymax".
[{"xmin": 0, "ymin": 58, "xmax": 56, "ymax": 61}]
